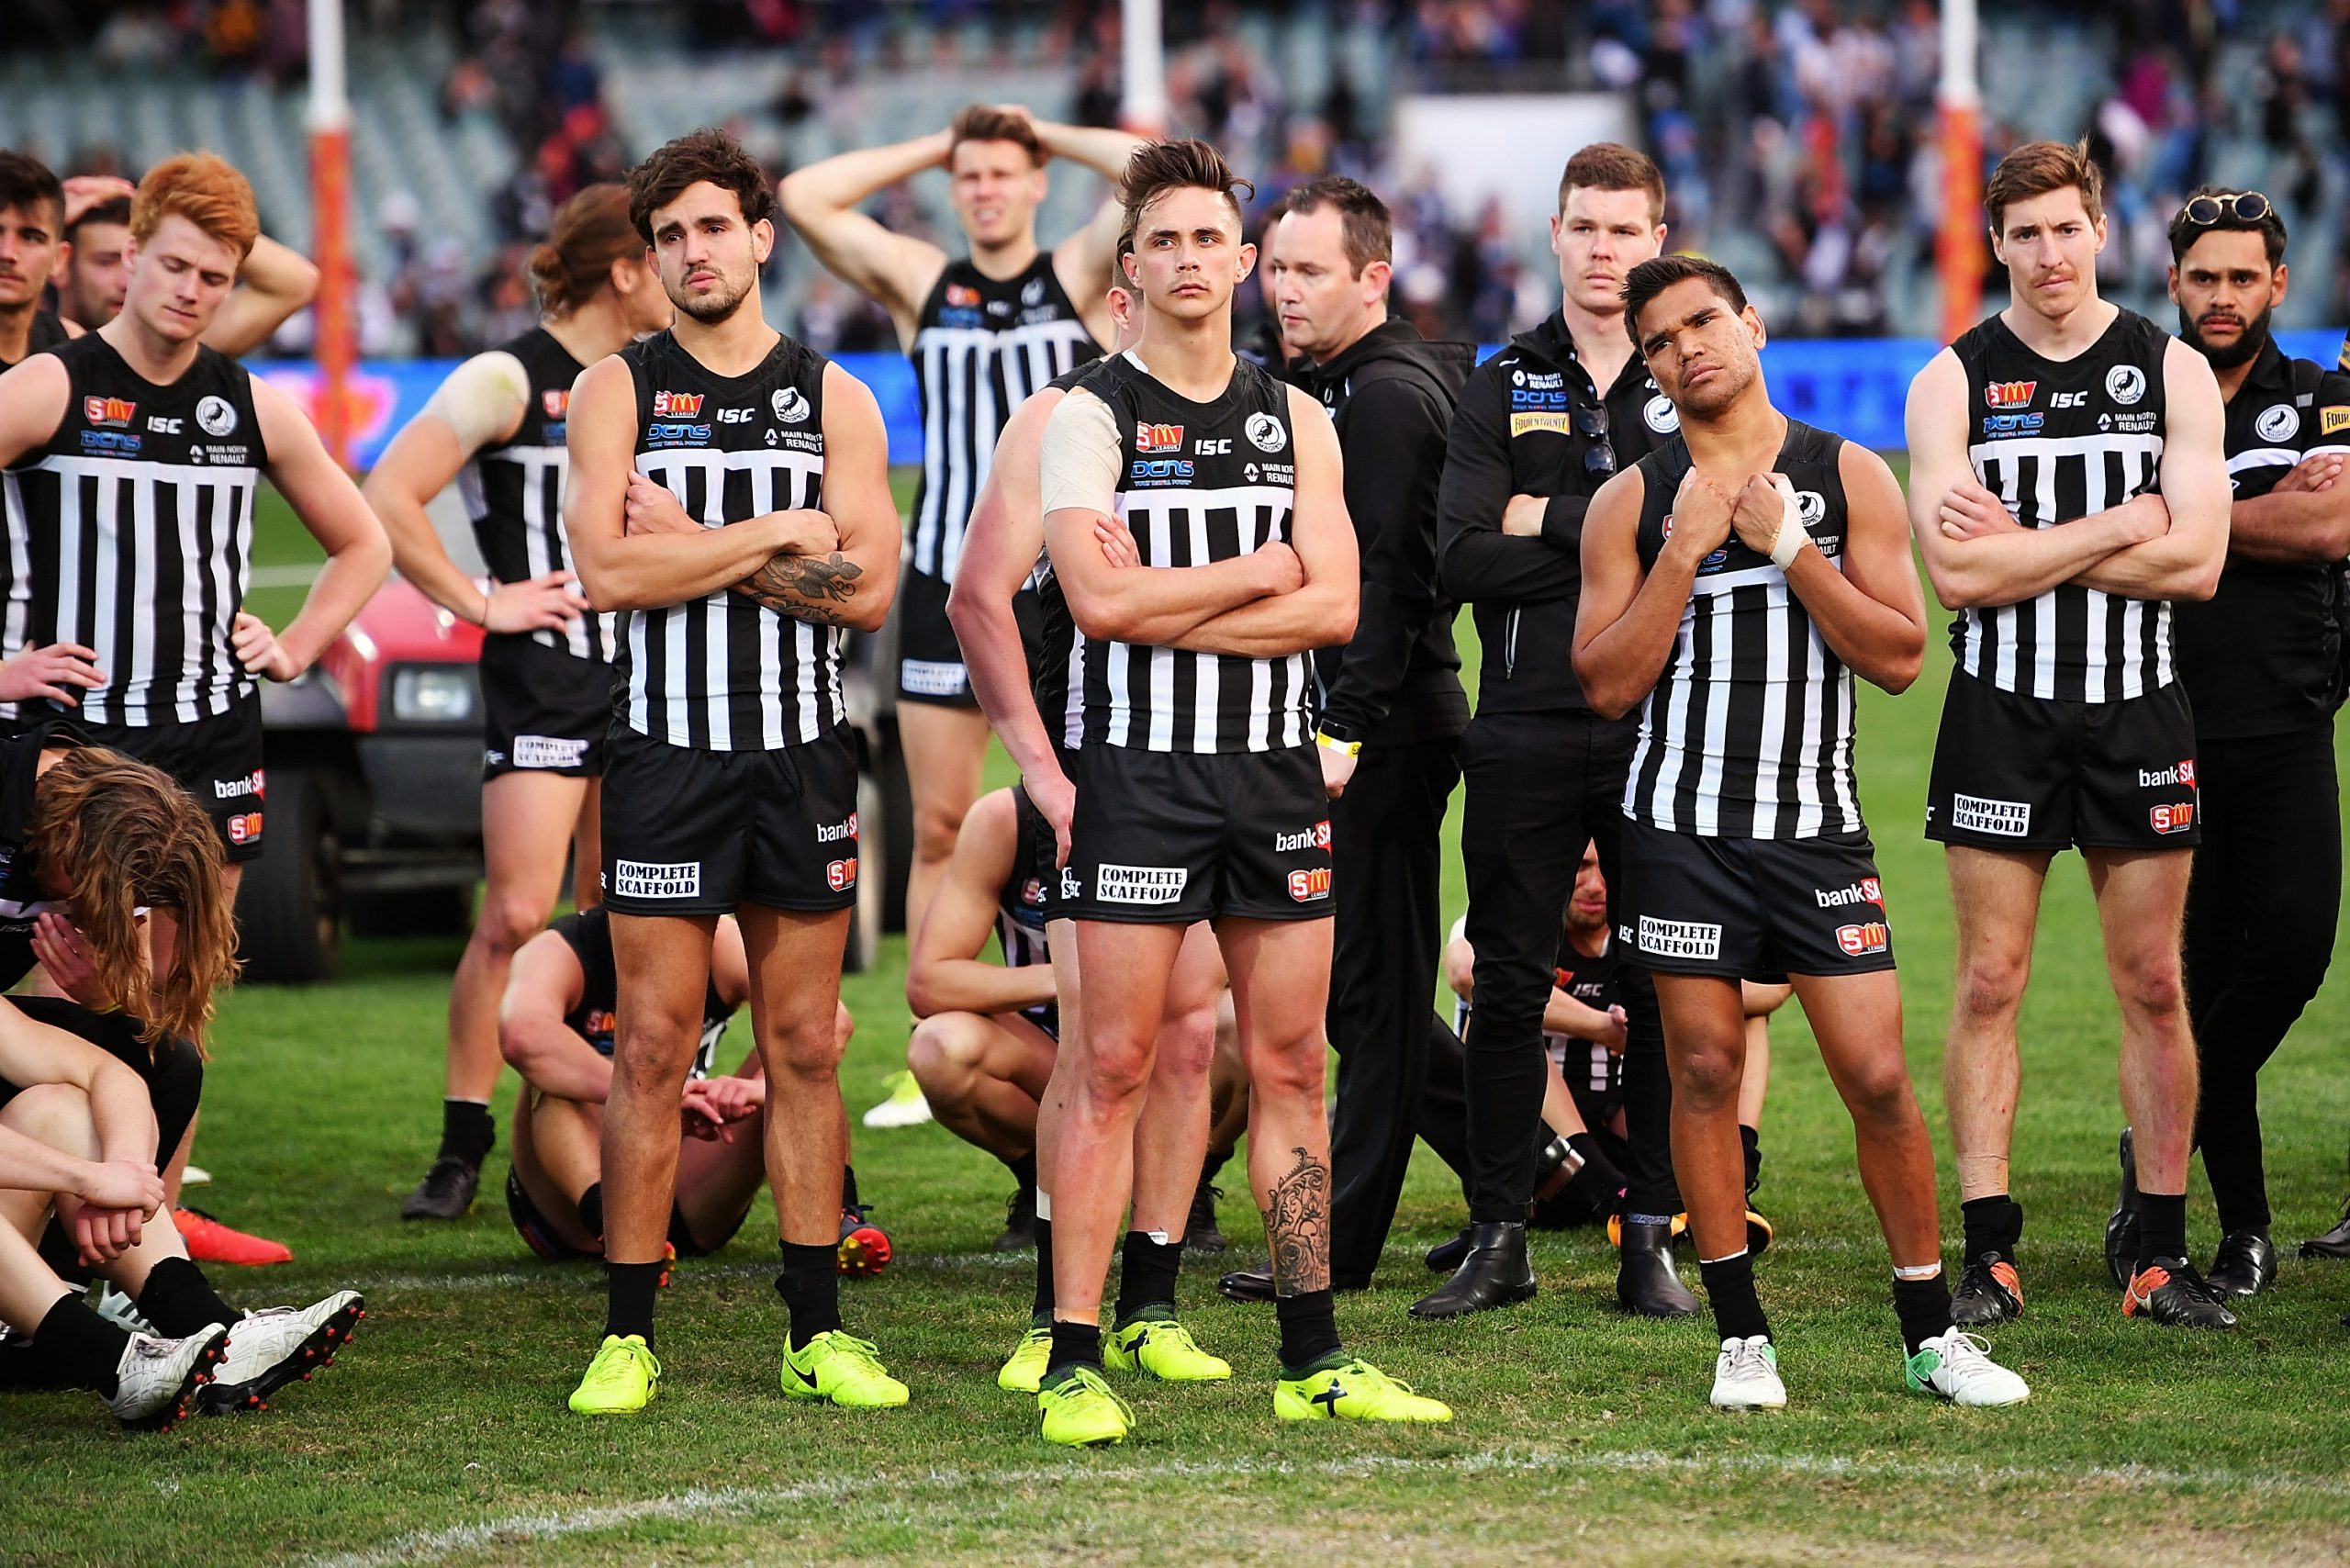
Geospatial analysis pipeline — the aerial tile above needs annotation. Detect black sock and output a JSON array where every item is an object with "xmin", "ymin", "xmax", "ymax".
[
  {"xmin": 1891, "ymin": 1270, "xmax": 1955, "ymax": 1355},
  {"xmin": 134, "ymin": 1256, "xmax": 243, "ymax": 1338},
  {"xmin": 2137, "ymin": 1191, "xmax": 2188, "ymax": 1271},
  {"xmin": 1113, "ymin": 1230, "xmax": 1182, "ymax": 1325},
  {"xmin": 37, "ymin": 1293, "xmax": 132, "ymax": 1397},
  {"xmin": 1007, "ymin": 1150, "xmax": 1037, "ymax": 1191},
  {"xmin": 1046, "ymin": 1318, "xmax": 1102, "ymax": 1379},
  {"xmin": 1274, "ymin": 1289, "xmax": 1342, "ymax": 1373},
  {"xmin": 774, "ymin": 1242, "xmax": 843, "ymax": 1350},
  {"xmin": 1202, "ymin": 1146, "xmax": 1232, "ymax": 1183},
  {"xmin": 576, "ymin": 1182, "xmax": 605, "ymax": 1240},
  {"xmin": 1740, "ymin": 1124, "xmax": 1762, "ymax": 1193},
  {"xmin": 437, "ymin": 1099, "xmax": 495, "ymax": 1166},
  {"xmin": 1031, "ymin": 1216, "xmax": 1056, "ymax": 1319},
  {"xmin": 1697, "ymin": 1250, "xmax": 1771, "ymax": 1343},
  {"xmin": 840, "ymin": 1165, "xmax": 860, "ymax": 1211},
  {"xmin": 1565, "ymin": 1131, "xmax": 1626, "ymax": 1215},
  {"xmin": 603, "ymin": 1260, "xmax": 663, "ymax": 1346},
  {"xmin": 1959, "ymin": 1194, "xmax": 2023, "ymax": 1261}
]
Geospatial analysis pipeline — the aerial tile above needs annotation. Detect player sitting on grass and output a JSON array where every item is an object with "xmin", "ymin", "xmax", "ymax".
[
  {"xmin": 0, "ymin": 1003, "xmax": 361, "ymax": 1431},
  {"xmin": 500, "ymin": 907, "xmax": 887, "ymax": 1277}
]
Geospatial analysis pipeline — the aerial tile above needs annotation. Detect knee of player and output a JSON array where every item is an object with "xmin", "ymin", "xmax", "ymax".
[
  {"xmin": 1081, "ymin": 1032, "xmax": 1159, "ymax": 1102},
  {"xmin": 0, "ymin": 1081, "xmax": 97, "ymax": 1153},
  {"xmin": 1151, "ymin": 1002, "xmax": 1220, "ymax": 1080},
  {"xmin": 907, "ymin": 1014, "xmax": 981, "ymax": 1081},
  {"xmin": 2112, "ymin": 953, "xmax": 2188, "ymax": 1022},
  {"xmin": 1243, "ymin": 1030, "xmax": 1327, "ymax": 1103},
  {"xmin": 472, "ymin": 890, "xmax": 556, "ymax": 954},
  {"xmin": 1953, "ymin": 953, "xmax": 2030, "ymax": 1020},
  {"xmin": 1839, "ymin": 1058, "xmax": 1920, "ymax": 1126},
  {"xmin": 912, "ymin": 801, "xmax": 967, "ymax": 863},
  {"xmin": 1673, "ymin": 1041, "xmax": 1745, "ymax": 1111},
  {"xmin": 609, "ymin": 1030, "xmax": 705, "ymax": 1092},
  {"xmin": 763, "ymin": 1014, "xmax": 849, "ymax": 1077}
]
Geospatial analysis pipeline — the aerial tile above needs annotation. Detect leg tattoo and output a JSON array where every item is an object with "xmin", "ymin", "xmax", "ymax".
[{"xmin": 1265, "ymin": 1147, "xmax": 1332, "ymax": 1295}]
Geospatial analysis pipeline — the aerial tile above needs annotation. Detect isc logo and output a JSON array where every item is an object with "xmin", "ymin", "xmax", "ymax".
[
  {"xmin": 1287, "ymin": 867, "xmax": 1333, "ymax": 902},
  {"xmin": 1196, "ymin": 438, "xmax": 1231, "ymax": 455},
  {"xmin": 2151, "ymin": 802, "xmax": 2196, "ymax": 834},
  {"xmin": 717, "ymin": 408, "xmax": 755, "ymax": 423},
  {"xmin": 1835, "ymin": 921, "xmax": 1889, "ymax": 956},
  {"xmin": 826, "ymin": 857, "xmax": 858, "ymax": 890}
]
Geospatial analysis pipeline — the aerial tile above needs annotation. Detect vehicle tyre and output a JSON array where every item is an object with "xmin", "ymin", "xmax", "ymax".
[
  {"xmin": 236, "ymin": 767, "xmax": 341, "ymax": 984},
  {"xmin": 845, "ymin": 771, "xmax": 884, "ymax": 975}
]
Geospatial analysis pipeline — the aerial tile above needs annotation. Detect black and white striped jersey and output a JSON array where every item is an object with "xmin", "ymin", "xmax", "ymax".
[
  {"xmin": 1623, "ymin": 420, "xmax": 1863, "ymax": 839},
  {"xmin": 998, "ymin": 784, "xmax": 1058, "ymax": 1039},
  {"xmin": 1, "ymin": 333, "xmax": 267, "ymax": 727},
  {"xmin": 456, "ymin": 327, "xmax": 611, "ymax": 663},
  {"xmin": 909, "ymin": 255, "xmax": 1099, "ymax": 584},
  {"xmin": 1953, "ymin": 308, "xmax": 2173, "ymax": 701},
  {"xmin": 1028, "ymin": 359, "xmax": 1107, "ymax": 736},
  {"xmin": 1058, "ymin": 353, "xmax": 1315, "ymax": 754},
  {"xmin": 618, "ymin": 330, "xmax": 840, "ymax": 751}
]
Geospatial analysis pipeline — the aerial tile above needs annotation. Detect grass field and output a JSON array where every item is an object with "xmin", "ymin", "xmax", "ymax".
[{"xmin": 6, "ymin": 480, "xmax": 2350, "ymax": 1566}]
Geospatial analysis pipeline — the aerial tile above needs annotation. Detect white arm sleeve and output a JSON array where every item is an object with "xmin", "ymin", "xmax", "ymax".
[
  {"xmin": 1038, "ymin": 388, "xmax": 1123, "ymax": 519},
  {"xmin": 419, "ymin": 350, "xmax": 531, "ymax": 455}
]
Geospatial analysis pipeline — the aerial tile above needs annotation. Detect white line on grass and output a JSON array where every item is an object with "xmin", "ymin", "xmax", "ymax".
[{"xmin": 310, "ymin": 1446, "xmax": 2350, "ymax": 1568}]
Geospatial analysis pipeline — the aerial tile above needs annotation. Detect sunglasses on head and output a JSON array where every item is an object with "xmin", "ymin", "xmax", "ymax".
[{"xmin": 2179, "ymin": 191, "xmax": 2272, "ymax": 228}]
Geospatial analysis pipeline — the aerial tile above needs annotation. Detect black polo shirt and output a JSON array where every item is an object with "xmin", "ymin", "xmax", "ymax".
[{"xmin": 2175, "ymin": 338, "xmax": 2350, "ymax": 740}]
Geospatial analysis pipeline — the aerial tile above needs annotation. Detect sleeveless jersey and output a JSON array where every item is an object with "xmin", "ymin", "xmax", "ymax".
[
  {"xmin": 1058, "ymin": 353, "xmax": 1314, "ymax": 754},
  {"xmin": 552, "ymin": 906, "xmax": 733, "ymax": 1077},
  {"xmin": 0, "ymin": 308, "xmax": 70, "ymax": 371},
  {"xmin": 997, "ymin": 785, "xmax": 1058, "ymax": 1039},
  {"xmin": 1, "ymin": 333, "xmax": 267, "ymax": 727},
  {"xmin": 620, "ymin": 330, "xmax": 838, "ymax": 751},
  {"xmin": 1953, "ymin": 308, "xmax": 2173, "ymax": 701},
  {"xmin": 1028, "ymin": 358, "xmax": 1107, "ymax": 736},
  {"xmin": 455, "ymin": 327, "xmax": 611, "ymax": 663},
  {"xmin": 909, "ymin": 254, "xmax": 1099, "ymax": 584},
  {"xmin": 1623, "ymin": 420, "xmax": 1862, "ymax": 839}
]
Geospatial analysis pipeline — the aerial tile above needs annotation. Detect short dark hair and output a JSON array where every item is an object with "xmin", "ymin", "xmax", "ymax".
[
  {"xmin": 1116, "ymin": 139, "xmax": 1254, "ymax": 254},
  {"xmin": 627, "ymin": 128, "xmax": 776, "ymax": 245},
  {"xmin": 1277, "ymin": 175, "xmax": 1392, "ymax": 275},
  {"xmin": 67, "ymin": 193, "xmax": 130, "ymax": 242},
  {"xmin": 1985, "ymin": 139, "xmax": 2103, "ymax": 233},
  {"xmin": 947, "ymin": 105, "xmax": 1044, "ymax": 167},
  {"xmin": 1622, "ymin": 254, "xmax": 1749, "ymax": 344},
  {"xmin": 0, "ymin": 151, "xmax": 63, "ymax": 230},
  {"xmin": 1558, "ymin": 142, "xmax": 1665, "ymax": 227},
  {"xmin": 2167, "ymin": 185, "xmax": 2287, "ymax": 267}
]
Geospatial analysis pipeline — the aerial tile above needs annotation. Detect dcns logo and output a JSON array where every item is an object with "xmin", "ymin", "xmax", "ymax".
[{"xmin": 1131, "ymin": 458, "xmax": 1192, "ymax": 480}]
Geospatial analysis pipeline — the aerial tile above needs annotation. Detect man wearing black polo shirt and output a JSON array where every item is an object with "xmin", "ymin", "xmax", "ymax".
[
  {"xmin": 1426, "ymin": 142, "xmax": 1695, "ymax": 1318},
  {"xmin": 2109, "ymin": 189, "xmax": 2350, "ymax": 1299}
]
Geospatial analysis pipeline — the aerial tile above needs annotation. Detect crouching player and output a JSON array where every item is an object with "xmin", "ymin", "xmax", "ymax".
[
  {"xmin": 500, "ymin": 907, "xmax": 885, "ymax": 1273},
  {"xmin": 1574, "ymin": 256, "xmax": 2029, "ymax": 1410}
]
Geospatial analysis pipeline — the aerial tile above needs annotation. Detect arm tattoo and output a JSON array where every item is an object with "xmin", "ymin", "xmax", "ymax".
[
  {"xmin": 1264, "ymin": 1146, "xmax": 1331, "ymax": 1296},
  {"xmin": 735, "ymin": 550, "xmax": 862, "ymax": 625}
]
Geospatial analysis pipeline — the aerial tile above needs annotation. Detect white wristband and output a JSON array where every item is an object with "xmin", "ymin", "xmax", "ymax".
[{"xmin": 1767, "ymin": 475, "xmax": 1807, "ymax": 569}]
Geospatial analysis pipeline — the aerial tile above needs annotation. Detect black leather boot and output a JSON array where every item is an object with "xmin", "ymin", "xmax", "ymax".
[
  {"xmin": 1407, "ymin": 1222, "xmax": 1536, "ymax": 1319},
  {"xmin": 1424, "ymin": 1224, "xmax": 1476, "ymax": 1274},
  {"xmin": 1616, "ymin": 1217, "xmax": 1700, "ymax": 1317}
]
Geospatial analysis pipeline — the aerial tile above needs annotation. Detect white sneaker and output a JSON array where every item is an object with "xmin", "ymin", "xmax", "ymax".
[
  {"xmin": 180, "ymin": 1164, "xmax": 212, "ymax": 1188},
  {"xmin": 1709, "ymin": 1335, "xmax": 1786, "ymax": 1408},
  {"xmin": 108, "ymin": 1322, "xmax": 230, "ymax": 1430},
  {"xmin": 861, "ymin": 1070, "xmax": 934, "ymax": 1129},
  {"xmin": 94, "ymin": 1283, "xmax": 157, "ymax": 1336},
  {"xmin": 200, "ymin": 1290, "xmax": 365, "ymax": 1414},
  {"xmin": 1906, "ymin": 1328, "xmax": 2030, "ymax": 1407}
]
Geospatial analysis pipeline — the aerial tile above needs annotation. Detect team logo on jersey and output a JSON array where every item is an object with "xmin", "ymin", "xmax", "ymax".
[
  {"xmin": 84, "ymin": 396, "xmax": 136, "ymax": 427},
  {"xmin": 1273, "ymin": 820, "xmax": 1331, "ymax": 853},
  {"xmin": 1643, "ymin": 394, "xmax": 1680, "ymax": 433},
  {"xmin": 1637, "ymin": 916, "xmax": 1721, "ymax": 962},
  {"xmin": 2150, "ymin": 801, "xmax": 2196, "ymax": 834},
  {"xmin": 773, "ymin": 386, "xmax": 811, "ymax": 425},
  {"xmin": 1288, "ymin": 867, "xmax": 1333, "ymax": 902},
  {"xmin": 2138, "ymin": 759, "xmax": 2195, "ymax": 788},
  {"xmin": 2323, "ymin": 407, "xmax": 2350, "ymax": 435},
  {"xmin": 946, "ymin": 283, "xmax": 982, "ymax": 308},
  {"xmin": 1950, "ymin": 793, "xmax": 2031, "ymax": 836},
  {"xmin": 1022, "ymin": 277, "xmax": 1046, "ymax": 307},
  {"xmin": 1985, "ymin": 380, "xmax": 2037, "ymax": 408},
  {"xmin": 1022, "ymin": 876, "xmax": 1046, "ymax": 907},
  {"xmin": 2106, "ymin": 364, "xmax": 2147, "ymax": 406},
  {"xmin": 1814, "ymin": 878, "xmax": 1882, "ymax": 908},
  {"xmin": 543, "ymin": 389, "xmax": 570, "ymax": 420},
  {"xmin": 2255, "ymin": 404, "xmax": 2300, "ymax": 442},
  {"xmin": 1835, "ymin": 921, "xmax": 1890, "ymax": 956},
  {"xmin": 1136, "ymin": 422, "xmax": 1185, "ymax": 453},
  {"xmin": 1983, "ymin": 413, "xmax": 2045, "ymax": 439},
  {"xmin": 652, "ymin": 390, "xmax": 705, "ymax": 418},
  {"xmin": 826, "ymin": 857, "xmax": 858, "ymax": 891},
  {"xmin": 1095, "ymin": 864, "xmax": 1188, "ymax": 904},
  {"xmin": 1796, "ymin": 490, "xmax": 1827, "ymax": 525},
  {"xmin": 1245, "ymin": 412, "xmax": 1287, "ymax": 453},
  {"xmin": 196, "ymin": 395, "xmax": 238, "ymax": 436}
]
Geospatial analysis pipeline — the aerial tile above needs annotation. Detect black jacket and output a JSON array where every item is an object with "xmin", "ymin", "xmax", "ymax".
[
  {"xmin": 1435, "ymin": 310, "xmax": 1678, "ymax": 715},
  {"xmin": 1304, "ymin": 318, "xmax": 1476, "ymax": 748}
]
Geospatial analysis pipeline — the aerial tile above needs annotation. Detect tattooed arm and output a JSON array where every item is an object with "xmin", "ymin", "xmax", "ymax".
[
  {"xmin": 732, "ymin": 364, "xmax": 902, "ymax": 633},
  {"xmin": 733, "ymin": 541, "xmax": 867, "ymax": 624}
]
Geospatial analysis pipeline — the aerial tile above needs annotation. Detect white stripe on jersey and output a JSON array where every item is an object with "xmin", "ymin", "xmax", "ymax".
[{"xmin": 912, "ymin": 319, "xmax": 1097, "ymax": 580}]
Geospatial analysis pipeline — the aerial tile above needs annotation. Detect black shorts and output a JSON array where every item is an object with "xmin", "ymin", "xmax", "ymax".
[
  {"xmin": 504, "ymin": 1167, "xmax": 742, "ymax": 1262},
  {"xmin": 599, "ymin": 722, "xmax": 860, "ymax": 915},
  {"xmin": 1926, "ymin": 670, "xmax": 2201, "ymax": 851},
  {"xmin": 1058, "ymin": 743, "xmax": 1332, "ymax": 925},
  {"xmin": 53, "ymin": 697, "xmax": 266, "ymax": 862},
  {"xmin": 1618, "ymin": 817, "xmax": 1897, "ymax": 979},
  {"xmin": 481, "ymin": 634, "xmax": 613, "ymax": 781},
  {"xmin": 894, "ymin": 564, "xmax": 1042, "ymax": 708}
]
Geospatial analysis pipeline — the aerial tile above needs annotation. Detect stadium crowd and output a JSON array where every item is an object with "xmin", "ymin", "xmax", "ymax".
[{"xmin": 2, "ymin": 4, "xmax": 2350, "ymax": 1449}]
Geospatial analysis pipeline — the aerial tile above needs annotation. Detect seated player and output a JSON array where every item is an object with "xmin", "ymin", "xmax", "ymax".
[
  {"xmin": 500, "ymin": 907, "xmax": 886, "ymax": 1274},
  {"xmin": 0, "ymin": 1002, "xmax": 361, "ymax": 1431}
]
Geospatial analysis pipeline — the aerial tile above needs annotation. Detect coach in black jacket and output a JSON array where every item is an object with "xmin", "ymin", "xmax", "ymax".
[
  {"xmin": 1267, "ymin": 177, "xmax": 1474, "ymax": 1290},
  {"xmin": 1420, "ymin": 144, "xmax": 1695, "ymax": 1319}
]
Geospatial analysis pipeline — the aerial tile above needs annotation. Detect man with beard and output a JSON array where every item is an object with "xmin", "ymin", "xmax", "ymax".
[{"xmin": 2116, "ymin": 189, "xmax": 2350, "ymax": 1300}]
